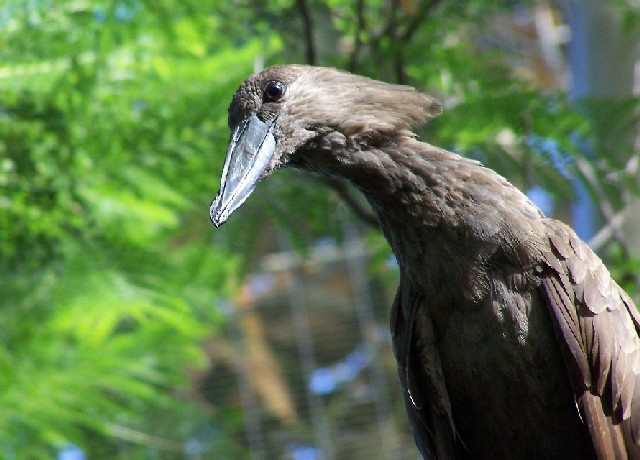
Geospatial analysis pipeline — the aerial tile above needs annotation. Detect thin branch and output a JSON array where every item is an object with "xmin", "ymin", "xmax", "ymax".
[
  {"xmin": 369, "ymin": 0, "xmax": 398, "ymax": 51},
  {"xmin": 624, "ymin": 148, "xmax": 640, "ymax": 176},
  {"xmin": 296, "ymin": 0, "xmax": 317, "ymax": 65},
  {"xmin": 383, "ymin": 0, "xmax": 406, "ymax": 84},
  {"xmin": 348, "ymin": 0, "xmax": 367, "ymax": 72},
  {"xmin": 106, "ymin": 424, "xmax": 181, "ymax": 451},
  {"xmin": 588, "ymin": 208, "xmax": 627, "ymax": 251},
  {"xmin": 400, "ymin": 0, "xmax": 444, "ymax": 42},
  {"xmin": 368, "ymin": 0, "xmax": 442, "ymax": 84},
  {"xmin": 395, "ymin": 0, "xmax": 446, "ymax": 83},
  {"xmin": 575, "ymin": 157, "xmax": 626, "ymax": 245},
  {"xmin": 393, "ymin": 51, "xmax": 406, "ymax": 84},
  {"xmin": 315, "ymin": 177, "xmax": 378, "ymax": 227},
  {"xmin": 370, "ymin": 0, "xmax": 441, "ymax": 50}
]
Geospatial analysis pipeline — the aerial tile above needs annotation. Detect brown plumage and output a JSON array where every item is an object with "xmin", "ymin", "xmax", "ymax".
[{"xmin": 210, "ymin": 65, "xmax": 640, "ymax": 459}]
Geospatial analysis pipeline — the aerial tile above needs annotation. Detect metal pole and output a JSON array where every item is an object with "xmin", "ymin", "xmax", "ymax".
[
  {"xmin": 231, "ymin": 307, "xmax": 268, "ymax": 460},
  {"xmin": 277, "ymin": 231, "xmax": 336, "ymax": 460},
  {"xmin": 341, "ymin": 213, "xmax": 400, "ymax": 460}
]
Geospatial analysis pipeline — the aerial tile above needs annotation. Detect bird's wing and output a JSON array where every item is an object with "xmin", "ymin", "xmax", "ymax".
[
  {"xmin": 391, "ymin": 278, "xmax": 460, "ymax": 460},
  {"xmin": 540, "ymin": 219, "xmax": 640, "ymax": 460}
]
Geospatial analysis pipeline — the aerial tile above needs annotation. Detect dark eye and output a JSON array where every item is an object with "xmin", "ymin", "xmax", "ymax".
[{"xmin": 263, "ymin": 80, "xmax": 286, "ymax": 102}]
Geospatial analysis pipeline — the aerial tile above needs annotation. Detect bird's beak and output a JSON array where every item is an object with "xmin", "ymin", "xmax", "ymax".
[{"xmin": 210, "ymin": 114, "xmax": 277, "ymax": 227}]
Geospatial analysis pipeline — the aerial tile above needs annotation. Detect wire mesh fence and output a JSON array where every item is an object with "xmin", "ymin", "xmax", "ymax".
[{"xmin": 196, "ymin": 221, "xmax": 420, "ymax": 459}]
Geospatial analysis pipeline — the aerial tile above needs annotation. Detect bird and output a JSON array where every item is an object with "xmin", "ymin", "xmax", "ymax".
[{"xmin": 209, "ymin": 65, "xmax": 640, "ymax": 459}]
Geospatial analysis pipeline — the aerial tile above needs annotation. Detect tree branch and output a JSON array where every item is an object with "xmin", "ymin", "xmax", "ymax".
[
  {"xmin": 370, "ymin": 0, "xmax": 441, "ymax": 49},
  {"xmin": 588, "ymin": 208, "xmax": 627, "ymax": 251},
  {"xmin": 400, "ymin": 0, "xmax": 444, "ymax": 42},
  {"xmin": 348, "ymin": 0, "xmax": 367, "ymax": 72},
  {"xmin": 575, "ymin": 157, "xmax": 627, "ymax": 245},
  {"xmin": 296, "ymin": 0, "xmax": 317, "ymax": 65},
  {"xmin": 315, "ymin": 177, "xmax": 378, "ymax": 227},
  {"xmin": 369, "ymin": 0, "xmax": 398, "ymax": 51}
]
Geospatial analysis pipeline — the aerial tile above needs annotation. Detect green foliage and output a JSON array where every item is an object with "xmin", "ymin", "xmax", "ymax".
[
  {"xmin": 0, "ymin": 0, "xmax": 276, "ymax": 457},
  {"xmin": 605, "ymin": 242, "xmax": 640, "ymax": 298}
]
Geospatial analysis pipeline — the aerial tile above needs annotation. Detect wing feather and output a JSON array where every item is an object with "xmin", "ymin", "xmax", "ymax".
[
  {"xmin": 541, "ymin": 219, "xmax": 640, "ymax": 459},
  {"xmin": 390, "ymin": 275, "xmax": 459, "ymax": 460}
]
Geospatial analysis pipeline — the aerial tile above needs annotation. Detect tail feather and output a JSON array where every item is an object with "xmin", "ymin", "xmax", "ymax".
[{"xmin": 581, "ymin": 391, "xmax": 640, "ymax": 460}]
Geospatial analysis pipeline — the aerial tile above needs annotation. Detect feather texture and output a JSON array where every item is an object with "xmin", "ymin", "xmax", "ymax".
[
  {"xmin": 218, "ymin": 65, "xmax": 640, "ymax": 459},
  {"xmin": 542, "ymin": 219, "xmax": 640, "ymax": 458}
]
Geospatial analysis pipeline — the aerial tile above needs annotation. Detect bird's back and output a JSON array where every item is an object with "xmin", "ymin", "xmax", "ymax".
[
  {"xmin": 210, "ymin": 64, "xmax": 640, "ymax": 459},
  {"xmin": 377, "ymin": 140, "xmax": 640, "ymax": 459}
]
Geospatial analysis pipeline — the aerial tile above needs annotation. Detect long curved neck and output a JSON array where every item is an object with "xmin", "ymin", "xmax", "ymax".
[
  {"xmin": 295, "ymin": 134, "xmax": 545, "ymax": 296},
  {"xmin": 298, "ymin": 134, "xmax": 488, "ymax": 229}
]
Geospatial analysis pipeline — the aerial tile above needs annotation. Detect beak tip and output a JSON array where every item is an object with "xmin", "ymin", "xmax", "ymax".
[
  {"xmin": 210, "ymin": 113, "xmax": 277, "ymax": 230},
  {"xmin": 210, "ymin": 215, "xmax": 225, "ymax": 228},
  {"xmin": 209, "ymin": 198, "xmax": 226, "ymax": 228}
]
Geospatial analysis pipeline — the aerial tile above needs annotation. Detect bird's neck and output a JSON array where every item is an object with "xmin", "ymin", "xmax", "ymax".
[
  {"xmin": 297, "ymin": 134, "xmax": 545, "ymax": 297},
  {"xmin": 297, "ymin": 135, "xmax": 463, "ymax": 266},
  {"xmin": 299, "ymin": 134, "xmax": 475, "ymax": 228}
]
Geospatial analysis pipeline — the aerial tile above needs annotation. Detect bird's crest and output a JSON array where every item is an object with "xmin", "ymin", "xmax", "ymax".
[{"xmin": 285, "ymin": 66, "xmax": 442, "ymax": 137}]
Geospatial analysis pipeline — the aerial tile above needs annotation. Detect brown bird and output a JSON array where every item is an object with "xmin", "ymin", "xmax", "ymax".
[{"xmin": 210, "ymin": 65, "xmax": 640, "ymax": 460}]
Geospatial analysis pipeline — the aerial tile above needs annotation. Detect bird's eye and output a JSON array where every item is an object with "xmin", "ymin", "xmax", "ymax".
[{"xmin": 263, "ymin": 80, "xmax": 286, "ymax": 102}]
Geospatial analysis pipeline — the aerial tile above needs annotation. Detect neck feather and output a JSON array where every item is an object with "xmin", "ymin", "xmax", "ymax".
[
  {"xmin": 298, "ymin": 134, "xmax": 484, "ymax": 226},
  {"xmin": 295, "ymin": 133, "xmax": 546, "ymax": 278}
]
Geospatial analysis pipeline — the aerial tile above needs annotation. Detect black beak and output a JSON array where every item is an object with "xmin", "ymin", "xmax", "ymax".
[{"xmin": 210, "ymin": 114, "xmax": 277, "ymax": 227}]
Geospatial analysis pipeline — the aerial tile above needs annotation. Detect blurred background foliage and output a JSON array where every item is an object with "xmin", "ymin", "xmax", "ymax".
[{"xmin": 1, "ymin": 0, "xmax": 639, "ymax": 459}]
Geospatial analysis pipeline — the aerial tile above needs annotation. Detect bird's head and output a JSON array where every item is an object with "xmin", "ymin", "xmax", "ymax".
[{"xmin": 210, "ymin": 65, "xmax": 442, "ymax": 227}]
